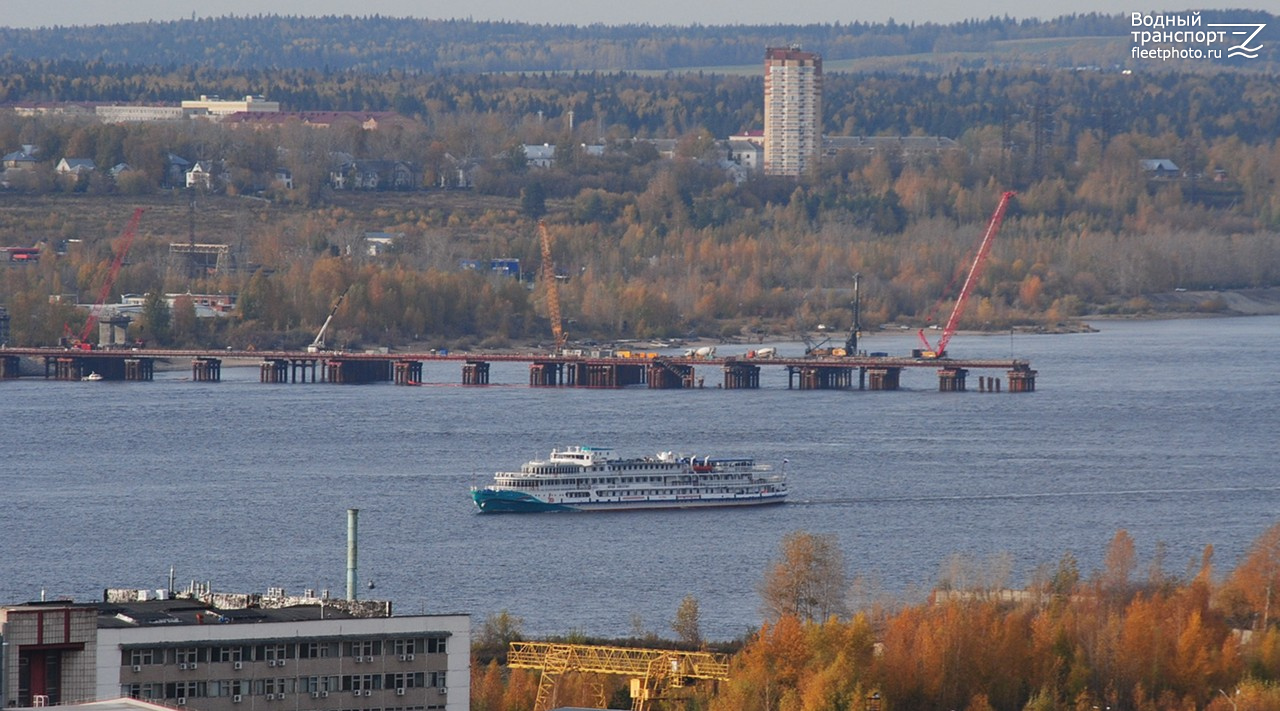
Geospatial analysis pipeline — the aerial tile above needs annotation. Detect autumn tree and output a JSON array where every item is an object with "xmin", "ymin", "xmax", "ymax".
[
  {"xmin": 1100, "ymin": 529, "xmax": 1137, "ymax": 602},
  {"xmin": 759, "ymin": 531, "xmax": 849, "ymax": 624},
  {"xmin": 1223, "ymin": 522, "xmax": 1280, "ymax": 631},
  {"xmin": 671, "ymin": 594, "xmax": 702, "ymax": 647},
  {"xmin": 473, "ymin": 610, "xmax": 525, "ymax": 664}
]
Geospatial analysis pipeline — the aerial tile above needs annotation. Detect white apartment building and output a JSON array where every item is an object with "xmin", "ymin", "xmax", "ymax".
[{"xmin": 763, "ymin": 46, "xmax": 822, "ymax": 177}]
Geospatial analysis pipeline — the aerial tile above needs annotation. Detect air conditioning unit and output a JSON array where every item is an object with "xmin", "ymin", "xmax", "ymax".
[
  {"xmin": 131, "ymin": 665, "xmax": 142, "ymax": 673},
  {"xmin": 395, "ymin": 688, "xmax": 405, "ymax": 696},
  {"xmin": 363, "ymin": 690, "xmax": 372, "ymax": 697},
  {"xmin": 190, "ymin": 663, "xmax": 198, "ymax": 670},
  {"xmin": 278, "ymin": 660, "xmax": 286, "ymax": 667},
  {"xmin": 438, "ymin": 687, "xmax": 447, "ymax": 694},
  {"xmin": 311, "ymin": 692, "xmax": 320, "ymax": 699},
  {"xmin": 320, "ymin": 692, "xmax": 329, "ymax": 698},
  {"xmin": 179, "ymin": 663, "xmax": 188, "ymax": 670},
  {"xmin": 406, "ymin": 654, "xmax": 414, "ymax": 661},
  {"xmin": 268, "ymin": 660, "xmax": 277, "ymax": 667},
  {"xmin": 353, "ymin": 691, "xmax": 362, "ymax": 698},
  {"xmin": 177, "ymin": 698, "xmax": 187, "ymax": 706},
  {"xmin": 232, "ymin": 695, "xmax": 242, "ymax": 704},
  {"xmin": 354, "ymin": 655, "xmax": 363, "ymax": 663},
  {"xmin": 397, "ymin": 654, "xmax": 407, "ymax": 661},
  {"xmin": 234, "ymin": 662, "xmax": 243, "ymax": 670}
]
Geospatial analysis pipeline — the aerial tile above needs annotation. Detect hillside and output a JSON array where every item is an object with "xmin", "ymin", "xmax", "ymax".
[{"xmin": 0, "ymin": 12, "xmax": 1275, "ymax": 74}]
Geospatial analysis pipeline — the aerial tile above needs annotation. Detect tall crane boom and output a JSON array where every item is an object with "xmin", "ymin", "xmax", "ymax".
[
  {"xmin": 538, "ymin": 221, "xmax": 567, "ymax": 352},
  {"xmin": 918, "ymin": 190, "xmax": 1015, "ymax": 358},
  {"xmin": 308, "ymin": 285, "xmax": 351, "ymax": 352},
  {"xmin": 77, "ymin": 207, "xmax": 146, "ymax": 348}
]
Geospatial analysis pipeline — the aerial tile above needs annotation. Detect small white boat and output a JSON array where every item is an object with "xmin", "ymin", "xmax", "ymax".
[{"xmin": 82, "ymin": 372, "xmax": 104, "ymax": 381}]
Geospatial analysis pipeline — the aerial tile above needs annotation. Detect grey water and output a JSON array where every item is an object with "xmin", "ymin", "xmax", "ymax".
[{"xmin": 2, "ymin": 315, "xmax": 1278, "ymax": 641}]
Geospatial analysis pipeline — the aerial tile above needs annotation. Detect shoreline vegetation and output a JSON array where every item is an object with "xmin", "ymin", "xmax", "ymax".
[{"xmin": 471, "ymin": 525, "xmax": 1280, "ymax": 711}]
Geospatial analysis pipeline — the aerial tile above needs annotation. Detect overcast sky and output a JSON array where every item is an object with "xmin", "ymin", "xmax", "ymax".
[{"xmin": 0, "ymin": 0, "xmax": 1275, "ymax": 29}]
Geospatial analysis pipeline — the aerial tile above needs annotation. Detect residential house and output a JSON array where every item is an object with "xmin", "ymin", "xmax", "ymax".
[
  {"xmin": 330, "ymin": 160, "xmax": 418, "ymax": 190},
  {"xmin": 2, "ymin": 145, "xmax": 39, "ymax": 170},
  {"xmin": 363, "ymin": 231, "xmax": 404, "ymax": 256},
  {"xmin": 728, "ymin": 131, "xmax": 764, "ymax": 171},
  {"xmin": 186, "ymin": 161, "xmax": 215, "ymax": 189},
  {"xmin": 165, "ymin": 154, "xmax": 191, "ymax": 186},
  {"xmin": 1140, "ymin": 159, "xmax": 1181, "ymax": 178},
  {"xmin": 56, "ymin": 158, "xmax": 96, "ymax": 176},
  {"xmin": 522, "ymin": 144, "xmax": 556, "ymax": 168}
]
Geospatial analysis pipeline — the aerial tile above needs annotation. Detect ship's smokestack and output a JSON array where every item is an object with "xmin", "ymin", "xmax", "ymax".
[{"xmin": 346, "ymin": 508, "xmax": 359, "ymax": 601}]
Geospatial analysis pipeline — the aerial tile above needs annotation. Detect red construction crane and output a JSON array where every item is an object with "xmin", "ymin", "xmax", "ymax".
[
  {"xmin": 917, "ymin": 191, "xmax": 1015, "ymax": 359},
  {"xmin": 75, "ymin": 207, "xmax": 146, "ymax": 349}
]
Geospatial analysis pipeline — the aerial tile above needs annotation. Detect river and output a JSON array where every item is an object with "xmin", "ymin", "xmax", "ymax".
[{"xmin": 2, "ymin": 315, "xmax": 1277, "ymax": 641}]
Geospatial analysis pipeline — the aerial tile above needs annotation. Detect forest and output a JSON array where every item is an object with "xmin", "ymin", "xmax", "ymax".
[
  {"xmin": 469, "ymin": 525, "xmax": 1280, "ymax": 711},
  {"xmin": 2, "ymin": 22, "xmax": 1280, "ymax": 350},
  {"xmin": 0, "ymin": 13, "xmax": 1228, "ymax": 74}
]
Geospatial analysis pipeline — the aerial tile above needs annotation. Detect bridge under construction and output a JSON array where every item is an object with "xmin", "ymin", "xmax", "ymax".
[{"xmin": 0, "ymin": 346, "xmax": 1036, "ymax": 393}]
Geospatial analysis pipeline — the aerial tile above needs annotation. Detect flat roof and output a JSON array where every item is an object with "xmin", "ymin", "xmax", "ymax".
[{"xmin": 3, "ymin": 698, "xmax": 175, "ymax": 711}]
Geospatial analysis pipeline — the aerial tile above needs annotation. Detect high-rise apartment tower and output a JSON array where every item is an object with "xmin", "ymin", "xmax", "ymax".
[{"xmin": 763, "ymin": 46, "xmax": 822, "ymax": 177}]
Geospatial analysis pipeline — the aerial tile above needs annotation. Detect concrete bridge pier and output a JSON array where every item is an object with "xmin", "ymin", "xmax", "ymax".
[
  {"xmin": 0, "ymin": 355, "xmax": 19, "ymax": 379},
  {"xmin": 123, "ymin": 358, "xmax": 154, "ymax": 381},
  {"xmin": 937, "ymin": 367, "xmax": 968, "ymax": 392},
  {"xmin": 260, "ymin": 359, "xmax": 289, "ymax": 383},
  {"xmin": 394, "ymin": 360, "xmax": 423, "ymax": 385},
  {"xmin": 1007, "ymin": 365, "xmax": 1037, "ymax": 393},
  {"xmin": 529, "ymin": 361, "xmax": 562, "ymax": 386},
  {"xmin": 866, "ymin": 367, "xmax": 902, "ymax": 391},
  {"xmin": 723, "ymin": 362, "xmax": 760, "ymax": 389},
  {"xmin": 463, "ymin": 361, "xmax": 491, "ymax": 385},
  {"xmin": 192, "ymin": 357, "xmax": 222, "ymax": 382}
]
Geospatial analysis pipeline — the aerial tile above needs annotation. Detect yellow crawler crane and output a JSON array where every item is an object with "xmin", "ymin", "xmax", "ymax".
[
  {"xmin": 537, "ymin": 220, "xmax": 567, "ymax": 353},
  {"xmin": 507, "ymin": 641, "xmax": 731, "ymax": 711}
]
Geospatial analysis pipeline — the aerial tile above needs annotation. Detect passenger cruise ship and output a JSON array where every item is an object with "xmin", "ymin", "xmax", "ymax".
[{"xmin": 471, "ymin": 446, "xmax": 788, "ymax": 513}]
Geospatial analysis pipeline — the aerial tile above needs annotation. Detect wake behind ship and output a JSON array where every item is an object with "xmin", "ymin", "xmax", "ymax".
[{"xmin": 471, "ymin": 446, "xmax": 788, "ymax": 513}]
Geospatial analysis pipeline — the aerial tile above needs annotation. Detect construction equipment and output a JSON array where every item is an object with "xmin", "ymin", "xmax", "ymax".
[
  {"xmin": 307, "ymin": 285, "xmax": 351, "ymax": 353},
  {"xmin": 916, "ymin": 190, "xmax": 1015, "ymax": 359},
  {"xmin": 72, "ymin": 207, "xmax": 146, "ymax": 349},
  {"xmin": 507, "ymin": 641, "xmax": 730, "ymax": 711},
  {"xmin": 845, "ymin": 272, "xmax": 863, "ymax": 356},
  {"xmin": 537, "ymin": 221, "xmax": 567, "ymax": 352}
]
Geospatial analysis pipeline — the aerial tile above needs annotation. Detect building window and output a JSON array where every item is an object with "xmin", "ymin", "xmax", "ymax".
[
  {"xmin": 385, "ymin": 672, "xmax": 426, "ymax": 689},
  {"xmin": 425, "ymin": 638, "xmax": 446, "ymax": 654},
  {"xmin": 343, "ymin": 674, "xmax": 379, "ymax": 692},
  {"xmin": 261, "ymin": 643, "xmax": 291, "ymax": 661},
  {"xmin": 348, "ymin": 640, "xmax": 381, "ymax": 658},
  {"xmin": 176, "ymin": 648, "xmax": 200, "ymax": 665},
  {"xmin": 216, "ymin": 646, "xmax": 245, "ymax": 663},
  {"xmin": 300, "ymin": 642, "xmax": 335, "ymax": 659},
  {"xmin": 127, "ymin": 649, "xmax": 157, "ymax": 666},
  {"xmin": 165, "ymin": 681, "xmax": 204, "ymax": 699}
]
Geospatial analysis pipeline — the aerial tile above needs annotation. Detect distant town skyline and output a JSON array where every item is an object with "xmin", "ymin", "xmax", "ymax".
[{"xmin": 1, "ymin": 0, "xmax": 1275, "ymax": 30}]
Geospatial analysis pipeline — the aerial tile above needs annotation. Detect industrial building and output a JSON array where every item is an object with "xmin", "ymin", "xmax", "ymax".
[{"xmin": 0, "ymin": 588, "xmax": 469, "ymax": 711}]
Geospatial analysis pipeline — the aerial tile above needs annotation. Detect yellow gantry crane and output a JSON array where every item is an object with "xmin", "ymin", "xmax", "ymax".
[
  {"xmin": 508, "ymin": 641, "xmax": 731, "ymax": 711},
  {"xmin": 537, "ymin": 220, "xmax": 568, "ymax": 353}
]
